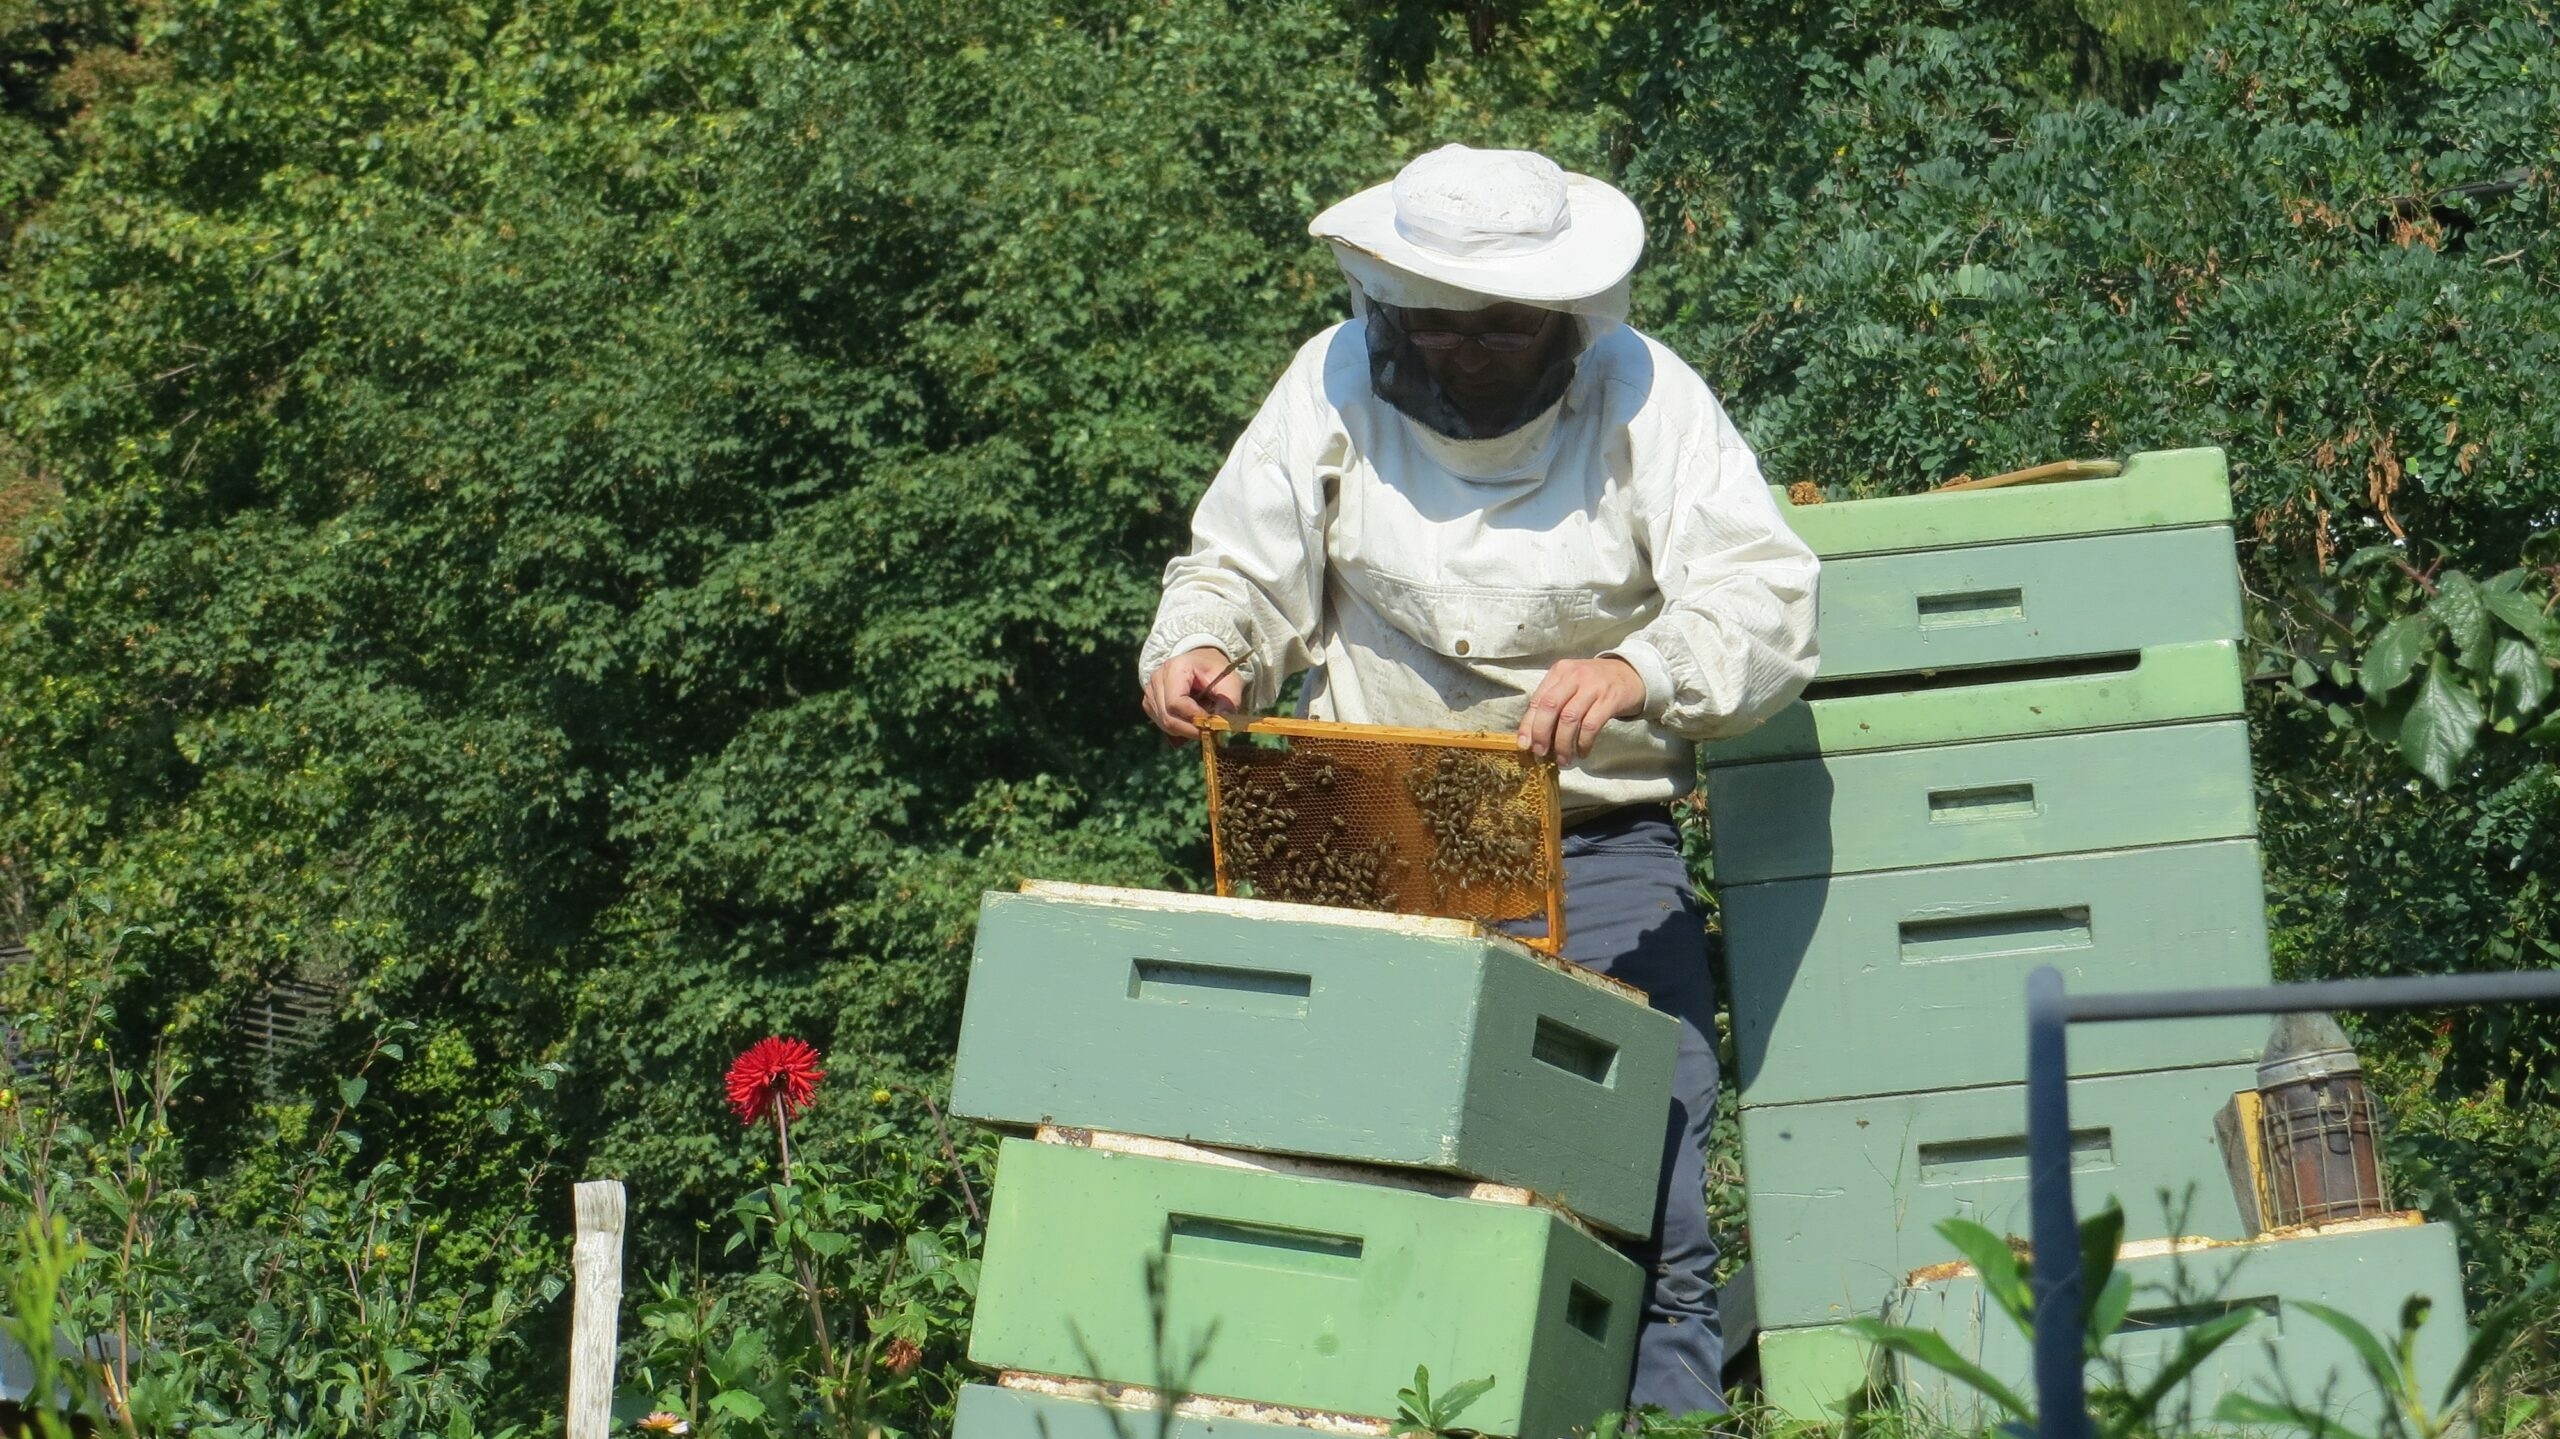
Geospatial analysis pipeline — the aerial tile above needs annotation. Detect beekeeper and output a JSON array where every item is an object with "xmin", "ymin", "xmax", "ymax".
[{"xmin": 1137, "ymin": 144, "xmax": 1820, "ymax": 1416}]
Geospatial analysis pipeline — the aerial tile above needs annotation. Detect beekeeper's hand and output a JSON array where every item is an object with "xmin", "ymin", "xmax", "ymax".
[
  {"xmin": 1142, "ymin": 646, "xmax": 1244, "ymax": 741},
  {"xmin": 1519, "ymin": 657, "xmax": 1645, "ymax": 761}
]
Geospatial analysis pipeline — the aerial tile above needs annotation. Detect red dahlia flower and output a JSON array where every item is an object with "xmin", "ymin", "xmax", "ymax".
[{"xmin": 726, "ymin": 1037, "xmax": 825, "ymax": 1127}]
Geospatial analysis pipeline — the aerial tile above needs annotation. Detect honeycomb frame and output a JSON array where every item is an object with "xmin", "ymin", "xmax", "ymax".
[{"xmin": 1200, "ymin": 716, "xmax": 1566, "ymax": 954}]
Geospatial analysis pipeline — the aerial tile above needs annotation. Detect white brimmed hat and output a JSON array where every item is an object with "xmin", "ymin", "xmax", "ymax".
[{"xmin": 1309, "ymin": 145, "xmax": 1645, "ymax": 307}]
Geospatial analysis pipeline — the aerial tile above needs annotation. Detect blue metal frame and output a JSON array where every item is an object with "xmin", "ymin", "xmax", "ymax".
[{"xmin": 2022, "ymin": 966, "xmax": 2560, "ymax": 1439}]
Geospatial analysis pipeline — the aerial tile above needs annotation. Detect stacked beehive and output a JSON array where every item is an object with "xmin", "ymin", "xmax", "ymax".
[
  {"xmin": 1704, "ymin": 448, "xmax": 2466, "ymax": 1419},
  {"xmin": 944, "ymin": 883, "xmax": 1681, "ymax": 1438}
]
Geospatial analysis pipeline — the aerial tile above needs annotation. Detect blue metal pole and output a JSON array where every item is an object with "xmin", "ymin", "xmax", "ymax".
[
  {"xmin": 2008, "ymin": 965, "xmax": 2560, "ymax": 1439},
  {"xmin": 2061, "ymin": 969, "xmax": 2560, "ymax": 1024},
  {"xmin": 2025, "ymin": 965, "xmax": 2093, "ymax": 1439}
]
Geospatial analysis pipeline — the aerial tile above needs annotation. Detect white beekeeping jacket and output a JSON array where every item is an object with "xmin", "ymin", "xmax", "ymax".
[{"xmin": 1141, "ymin": 304, "xmax": 1821, "ymax": 821}]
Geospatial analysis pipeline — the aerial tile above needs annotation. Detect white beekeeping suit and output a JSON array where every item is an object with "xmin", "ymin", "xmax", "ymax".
[{"xmin": 1141, "ymin": 146, "xmax": 1820, "ymax": 819}]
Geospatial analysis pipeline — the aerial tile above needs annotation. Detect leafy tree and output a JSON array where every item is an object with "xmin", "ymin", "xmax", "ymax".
[
  {"xmin": 0, "ymin": 0, "xmax": 133, "ymax": 224},
  {"xmin": 0, "ymin": 0, "xmax": 1555, "ymax": 1418}
]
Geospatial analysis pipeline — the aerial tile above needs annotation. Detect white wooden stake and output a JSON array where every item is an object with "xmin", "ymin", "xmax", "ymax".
[{"xmin": 568, "ymin": 1179, "xmax": 627, "ymax": 1439}]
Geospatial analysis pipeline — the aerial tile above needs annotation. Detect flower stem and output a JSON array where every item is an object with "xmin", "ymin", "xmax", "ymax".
[
  {"xmin": 773, "ymin": 1095, "xmax": 846, "ymax": 1427},
  {"xmin": 906, "ymin": 1085, "xmax": 982, "ymax": 1226},
  {"xmin": 774, "ymin": 1093, "xmax": 795, "ymax": 1186}
]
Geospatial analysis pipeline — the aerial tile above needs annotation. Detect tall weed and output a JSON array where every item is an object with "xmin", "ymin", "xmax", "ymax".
[{"xmin": 0, "ymin": 908, "xmax": 562, "ymax": 1437}]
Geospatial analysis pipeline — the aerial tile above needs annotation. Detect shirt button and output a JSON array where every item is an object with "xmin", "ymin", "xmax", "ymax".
[{"xmin": 1453, "ymin": 638, "xmax": 1472, "ymax": 656}]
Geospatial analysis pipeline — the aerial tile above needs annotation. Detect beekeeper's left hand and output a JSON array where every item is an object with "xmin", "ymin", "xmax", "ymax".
[{"xmin": 1518, "ymin": 657, "xmax": 1645, "ymax": 761}]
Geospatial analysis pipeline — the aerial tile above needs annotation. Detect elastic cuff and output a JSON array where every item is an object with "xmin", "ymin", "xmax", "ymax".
[
  {"xmin": 1142, "ymin": 609, "xmax": 1256, "ymax": 686},
  {"xmin": 1602, "ymin": 638, "xmax": 1676, "ymax": 720},
  {"xmin": 1162, "ymin": 633, "xmax": 1234, "ymax": 669}
]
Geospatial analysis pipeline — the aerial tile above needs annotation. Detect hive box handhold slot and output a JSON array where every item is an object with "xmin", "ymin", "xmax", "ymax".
[
  {"xmin": 1890, "ymin": 1218, "xmax": 2468, "ymax": 1434},
  {"xmin": 1806, "ymin": 524, "xmax": 2243, "ymax": 683},
  {"xmin": 951, "ymin": 883, "xmax": 1678, "ymax": 1237},
  {"xmin": 1724, "ymin": 839, "xmax": 2274, "ymax": 1106},
  {"xmin": 1706, "ymin": 719, "xmax": 2258, "ymax": 884},
  {"xmin": 969, "ymin": 1137, "xmax": 1643, "ymax": 1439},
  {"xmin": 1740, "ymin": 1063, "xmax": 2257, "ymax": 1328},
  {"xmin": 1031, "ymin": 1125, "xmax": 1596, "ymax": 1235}
]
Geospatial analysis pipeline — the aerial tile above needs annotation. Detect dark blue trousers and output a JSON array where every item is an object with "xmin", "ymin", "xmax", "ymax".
[{"xmin": 1521, "ymin": 809, "xmax": 1726, "ymax": 1418}]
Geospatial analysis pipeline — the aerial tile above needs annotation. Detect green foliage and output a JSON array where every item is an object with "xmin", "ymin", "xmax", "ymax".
[
  {"xmin": 1620, "ymin": 0, "xmax": 2560, "ymax": 534},
  {"xmin": 2385, "ymin": 1079, "xmax": 2560, "ymax": 1293},
  {"xmin": 2252, "ymin": 718, "xmax": 2560, "ymax": 1307},
  {"xmin": 1393, "ymin": 1363, "xmax": 1499, "ymax": 1437},
  {"xmin": 1577, "ymin": 1401, "xmax": 1767, "ymax": 1439},
  {"xmin": 2263, "ymin": 544, "xmax": 2560, "ymax": 786},
  {"xmin": 0, "ymin": 0, "xmax": 1434, "ymax": 1263},
  {"xmin": 622, "ymin": 1115, "xmax": 987, "ymax": 1438},
  {"xmin": 1849, "ymin": 1205, "xmax": 2257, "ymax": 1437},
  {"xmin": 1610, "ymin": 0, "xmax": 2560, "ymax": 782},
  {"xmin": 5, "ymin": 1210, "xmax": 108, "ymax": 1439},
  {"xmin": 0, "ymin": 0, "xmax": 1617, "ymax": 1419},
  {"xmin": 0, "ymin": 0, "xmax": 134, "ymax": 227},
  {"xmin": 0, "ymin": 919, "xmax": 556, "ymax": 1437},
  {"xmin": 1349, "ymin": 0, "xmax": 1540, "ymax": 88}
]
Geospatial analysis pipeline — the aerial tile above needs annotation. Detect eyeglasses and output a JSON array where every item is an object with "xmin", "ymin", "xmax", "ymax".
[
  {"xmin": 1389, "ymin": 308, "xmax": 1557, "ymax": 354},
  {"xmin": 1405, "ymin": 328, "xmax": 1547, "ymax": 353}
]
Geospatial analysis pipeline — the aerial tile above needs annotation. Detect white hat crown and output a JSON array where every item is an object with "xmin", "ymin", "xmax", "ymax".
[
  {"xmin": 1390, "ymin": 145, "xmax": 1573, "ymax": 259},
  {"xmin": 1309, "ymin": 143, "xmax": 1644, "ymax": 307}
]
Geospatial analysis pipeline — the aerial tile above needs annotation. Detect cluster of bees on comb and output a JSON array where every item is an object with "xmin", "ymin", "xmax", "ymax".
[
  {"xmin": 1214, "ymin": 747, "xmax": 1400, "ymax": 910},
  {"xmin": 1213, "ymin": 737, "xmax": 1545, "ymax": 914},
  {"xmin": 1404, "ymin": 749, "xmax": 1545, "ymax": 894}
]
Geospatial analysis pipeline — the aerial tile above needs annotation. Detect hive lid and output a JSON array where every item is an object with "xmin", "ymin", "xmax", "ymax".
[{"xmin": 1769, "ymin": 447, "xmax": 2231, "ymax": 557}]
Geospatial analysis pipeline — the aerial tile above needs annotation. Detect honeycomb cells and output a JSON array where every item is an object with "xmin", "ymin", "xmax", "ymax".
[{"xmin": 1205, "ymin": 722, "xmax": 1560, "ymax": 948}]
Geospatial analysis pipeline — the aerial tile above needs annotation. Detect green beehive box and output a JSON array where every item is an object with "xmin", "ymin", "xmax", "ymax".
[
  {"xmin": 950, "ymin": 883, "xmax": 1678, "ymax": 1237},
  {"xmin": 1707, "ymin": 719, "xmax": 2257, "ymax": 885},
  {"xmin": 1770, "ymin": 448, "xmax": 2232, "ymax": 558},
  {"xmin": 1740, "ymin": 1063, "xmax": 2255, "ymax": 1329},
  {"xmin": 954, "ymin": 1383, "xmax": 1346, "ymax": 1439},
  {"xmin": 1707, "ymin": 448, "xmax": 2242, "ymax": 768},
  {"xmin": 1725, "ymin": 839, "xmax": 2273, "ymax": 1106},
  {"xmin": 1755, "ymin": 1324, "xmax": 1876, "ymax": 1420},
  {"xmin": 1805, "ymin": 525, "xmax": 2242, "ymax": 683},
  {"xmin": 1890, "ymin": 1221, "xmax": 2469, "ymax": 1434},
  {"xmin": 970, "ymin": 1138, "xmax": 1643, "ymax": 1439},
  {"xmin": 1704, "ymin": 638, "xmax": 2247, "ymax": 767}
]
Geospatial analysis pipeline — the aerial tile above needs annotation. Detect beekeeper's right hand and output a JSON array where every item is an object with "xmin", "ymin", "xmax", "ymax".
[{"xmin": 1141, "ymin": 646, "xmax": 1244, "ymax": 741}]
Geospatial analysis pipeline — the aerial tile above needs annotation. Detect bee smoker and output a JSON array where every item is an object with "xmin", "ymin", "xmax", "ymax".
[{"xmin": 2256, "ymin": 1012, "xmax": 2391, "ymax": 1227}]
